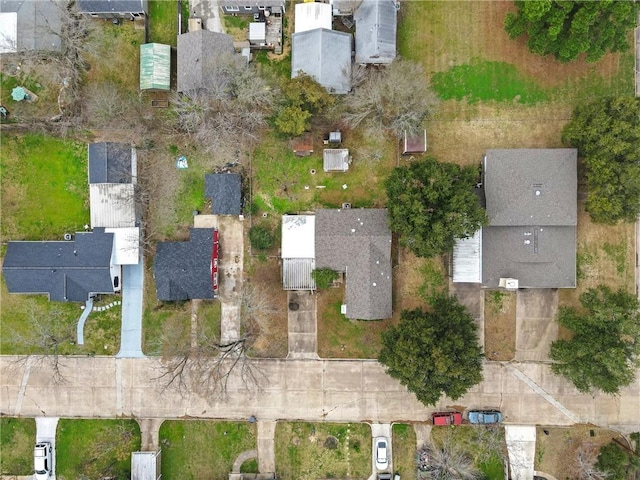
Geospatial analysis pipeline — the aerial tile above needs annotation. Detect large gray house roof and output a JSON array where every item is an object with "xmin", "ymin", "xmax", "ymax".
[
  {"xmin": 205, "ymin": 173, "xmax": 242, "ymax": 215},
  {"xmin": 0, "ymin": 0, "xmax": 63, "ymax": 52},
  {"xmin": 75, "ymin": 0, "xmax": 146, "ymax": 15},
  {"xmin": 354, "ymin": 0, "xmax": 397, "ymax": 64},
  {"xmin": 88, "ymin": 142, "xmax": 134, "ymax": 184},
  {"xmin": 154, "ymin": 228, "xmax": 215, "ymax": 301},
  {"xmin": 292, "ymin": 28, "xmax": 352, "ymax": 94},
  {"xmin": 315, "ymin": 208, "xmax": 392, "ymax": 320},
  {"xmin": 482, "ymin": 149, "xmax": 577, "ymax": 288},
  {"xmin": 177, "ymin": 30, "xmax": 236, "ymax": 94},
  {"xmin": 2, "ymin": 229, "xmax": 115, "ymax": 302}
]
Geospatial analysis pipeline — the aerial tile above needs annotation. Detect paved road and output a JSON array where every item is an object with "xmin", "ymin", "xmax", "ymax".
[
  {"xmin": 116, "ymin": 256, "xmax": 145, "ymax": 358},
  {"xmin": 1, "ymin": 357, "xmax": 638, "ymax": 433}
]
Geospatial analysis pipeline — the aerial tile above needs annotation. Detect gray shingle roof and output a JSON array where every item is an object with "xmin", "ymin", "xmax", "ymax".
[
  {"xmin": 2, "ymin": 229, "xmax": 115, "ymax": 302},
  {"xmin": 88, "ymin": 142, "xmax": 133, "ymax": 184},
  {"xmin": 292, "ymin": 28, "xmax": 352, "ymax": 94},
  {"xmin": 219, "ymin": 0, "xmax": 285, "ymax": 8},
  {"xmin": 154, "ymin": 228, "xmax": 215, "ymax": 301},
  {"xmin": 482, "ymin": 149, "xmax": 577, "ymax": 288},
  {"xmin": 177, "ymin": 30, "xmax": 236, "ymax": 94},
  {"xmin": 315, "ymin": 208, "xmax": 392, "ymax": 320},
  {"xmin": 354, "ymin": 0, "xmax": 397, "ymax": 64},
  {"xmin": 75, "ymin": 0, "xmax": 146, "ymax": 14},
  {"xmin": 205, "ymin": 173, "xmax": 242, "ymax": 215},
  {"xmin": 0, "ymin": 0, "xmax": 63, "ymax": 52}
]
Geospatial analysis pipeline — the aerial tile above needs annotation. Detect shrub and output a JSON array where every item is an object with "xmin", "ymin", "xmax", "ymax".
[
  {"xmin": 249, "ymin": 225, "xmax": 273, "ymax": 250},
  {"xmin": 312, "ymin": 268, "xmax": 339, "ymax": 289}
]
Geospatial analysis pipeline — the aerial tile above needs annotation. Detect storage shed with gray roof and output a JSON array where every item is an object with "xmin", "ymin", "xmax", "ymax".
[
  {"xmin": 481, "ymin": 149, "xmax": 577, "ymax": 288},
  {"xmin": 354, "ymin": 0, "xmax": 397, "ymax": 64},
  {"xmin": 291, "ymin": 28, "xmax": 352, "ymax": 94},
  {"xmin": 0, "ymin": 0, "xmax": 63, "ymax": 53},
  {"xmin": 154, "ymin": 228, "xmax": 215, "ymax": 301},
  {"xmin": 315, "ymin": 208, "xmax": 392, "ymax": 320},
  {"xmin": 205, "ymin": 173, "xmax": 242, "ymax": 215},
  {"xmin": 177, "ymin": 30, "xmax": 236, "ymax": 94},
  {"xmin": 2, "ymin": 229, "xmax": 116, "ymax": 302}
]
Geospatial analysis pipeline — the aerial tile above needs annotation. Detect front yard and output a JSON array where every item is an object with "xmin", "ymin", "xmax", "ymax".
[{"xmin": 0, "ymin": 417, "xmax": 36, "ymax": 476}]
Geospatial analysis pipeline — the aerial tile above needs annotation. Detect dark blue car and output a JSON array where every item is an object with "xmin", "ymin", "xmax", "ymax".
[{"xmin": 468, "ymin": 410, "xmax": 503, "ymax": 424}]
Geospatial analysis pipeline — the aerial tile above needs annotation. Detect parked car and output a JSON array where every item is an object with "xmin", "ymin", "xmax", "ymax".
[
  {"xmin": 431, "ymin": 411, "xmax": 463, "ymax": 426},
  {"xmin": 468, "ymin": 409, "xmax": 503, "ymax": 424},
  {"xmin": 34, "ymin": 442, "xmax": 52, "ymax": 480},
  {"xmin": 377, "ymin": 474, "xmax": 392, "ymax": 480},
  {"xmin": 374, "ymin": 436, "xmax": 389, "ymax": 470}
]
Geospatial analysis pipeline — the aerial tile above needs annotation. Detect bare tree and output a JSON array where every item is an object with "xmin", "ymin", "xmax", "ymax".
[
  {"xmin": 573, "ymin": 443, "xmax": 610, "ymax": 480},
  {"xmin": 417, "ymin": 440, "xmax": 480, "ymax": 480},
  {"xmin": 83, "ymin": 82, "xmax": 128, "ymax": 126},
  {"xmin": 343, "ymin": 59, "xmax": 439, "ymax": 137}
]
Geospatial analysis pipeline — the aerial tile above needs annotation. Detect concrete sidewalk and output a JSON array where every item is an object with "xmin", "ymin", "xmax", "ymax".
[{"xmin": 1, "ymin": 357, "xmax": 638, "ymax": 432}]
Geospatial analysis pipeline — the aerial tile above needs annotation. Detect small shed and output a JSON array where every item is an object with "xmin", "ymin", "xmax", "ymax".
[
  {"xmin": 323, "ymin": 149, "xmax": 349, "ymax": 172},
  {"xmin": 249, "ymin": 22, "xmax": 266, "ymax": 44},
  {"xmin": 131, "ymin": 451, "xmax": 161, "ymax": 480},
  {"xmin": 292, "ymin": 134, "xmax": 314, "ymax": 157},
  {"xmin": 402, "ymin": 129, "xmax": 427, "ymax": 154},
  {"xmin": 140, "ymin": 43, "xmax": 171, "ymax": 91},
  {"xmin": 294, "ymin": 2, "xmax": 332, "ymax": 33},
  {"xmin": 282, "ymin": 215, "xmax": 316, "ymax": 290}
]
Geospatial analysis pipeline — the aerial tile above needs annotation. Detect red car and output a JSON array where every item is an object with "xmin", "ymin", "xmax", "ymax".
[
  {"xmin": 431, "ymin": 411, "xmax": 463, "ymax": 426},
  {"xmin": 211, "ymin": 229, "xmax": 219, "ymax": 292}
]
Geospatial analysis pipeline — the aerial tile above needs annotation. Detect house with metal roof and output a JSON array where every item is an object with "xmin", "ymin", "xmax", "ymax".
[
  {"xmin": 75, "ymin": 0, "xmax": 147, "ymax": 19},
  {"xmin": 354, "ymin": 0, "xmax": 397, "ymax": 64},
  {"xmin": 281, "ymin": 215, "xmax": 316, "ymax": 290},
  {"xmin": 218, "ymin": 0, "xmax": 285, "ymax": 15},
  {"xmin": 154, "ymin": 228, "xmax": 217, "ymax": 301},
  {"xmin": 88, "ymin": 142, "xmax": 139, "ymax": 265},
  {"xmin": 294, "ymin": 2, "xmax": 331, "ymax": 33},
  {"xmin": 205, "ymin": 173, "xmax": 242, "ymax": 215},
  {"xmin": 140, "ymin": 43, "xmax": 170, "ymax": 91},
  {"xmin": 2, "ymin": 229, "xmax": 118, "ymax": 302},
  {"xmin": 453, "ymin": 149, "xmax": 577, "ymax": 288},
  {"xmin": 0, "ymin": 0, "xmax": 63, "ymax": 53},
  {"xmin": 291, "ymin": 28, "xmax": 352, "ymax": 94},
  {"xmin": 323, "ymin": 148, "xmax": 350, "ymax": 172},
  {"xmin": 315, "ymin": 208, "xmax": 392, "ymax": 320},
  {"xmin": 177, "ymin": 30, "xmax": 237, "ymax": 94}
]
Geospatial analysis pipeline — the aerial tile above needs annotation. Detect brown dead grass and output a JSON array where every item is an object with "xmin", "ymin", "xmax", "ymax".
[
  {"xmin": 484, "ymin": 291, "xmax": 516, "ymax": 361},
  {"xmin": 535, "ymin": 426, "xmax": 622, "ymax": 479}
]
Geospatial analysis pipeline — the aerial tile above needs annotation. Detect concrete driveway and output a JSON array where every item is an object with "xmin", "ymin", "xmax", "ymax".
[
  {"xmin": 116, "ymin": 256, "xmax": 145, "ymax": 358},
  {"xmin": 515, "ymin": 289, "xmax": 558, "ymax": 361},
  {"xmin": 505, "ymin": 425, "xmax": 536, "ymax": 480},
  {"xmin": 190, "ymin": 0, "xmax": 224, "ymax": 33},
  {"xmin": 287, "ymin": 290, "xmax": 317, "ymax": 359},
  {"xmin": 35, "ymin": 417, "xmax": 59, "ymax": 479},
  {"xmin": 369, "ymin": 423, "xmax": 392, "ymax": 480}
]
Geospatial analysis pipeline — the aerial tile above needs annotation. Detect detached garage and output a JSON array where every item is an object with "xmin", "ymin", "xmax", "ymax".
[{"xmin": 140, "ymin": 43, "xmax": 171, "ymax": 91}]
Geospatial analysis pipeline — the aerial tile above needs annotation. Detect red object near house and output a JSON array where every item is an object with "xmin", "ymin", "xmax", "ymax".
[
  {"xmin": 211, "ymin": 229, "xmax": 219, "ymax": 292},
  {"xmin": 431, "ymin": 411, "xmax": 463, "ymax": 426}
]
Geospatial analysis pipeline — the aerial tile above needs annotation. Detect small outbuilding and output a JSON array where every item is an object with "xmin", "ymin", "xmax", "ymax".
[
  {"xmin": 248, "ymin": 22, "xmax": 266, "ymax": 45},
  {"xmin": 294, "ymin": 1, "xmax": 332, "ymax": 33},
  {"xmin": 402, "ymin": 129, "xmax": 427, "ymax": 154},
  {"xmin": 140, "ymin": 43, "xmax": 171, "ymax": 91},
  {"xmin": 323, "ymin": 149, "xmax": 350, "ymax": 172},
  {"xmin": 292, "ymin": 134, "xmax": 314, "ymax": 157},
  {"xmin": 281, "ymin": 215, "xmax": 316, "ymax": 290},
  {"xmin": 354, "ymin": 0, "xmax": 398, "ymax": 65},
  {"xmin": 131, "ymin": 451, "xmax": 161, "ymax": 480},
  {"xmin": 205, "ymin": 173, "xmax": 242, "ymax": 215}
]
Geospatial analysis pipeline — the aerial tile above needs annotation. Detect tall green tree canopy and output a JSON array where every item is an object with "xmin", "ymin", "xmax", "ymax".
[
  {"xmin": 562, "ymin": 96, "xmax": 640, "ymax": 224},
  {"xmin": 549, "ymin": 285, "xmax": 640, "ymax": 395},
  {"xmin": 504, "ymin": 0, "xmax": 638, "ymax": 62},
  {"xmin": 385, "ymin": 158, "xmax": 487, "ymax": 258},
  {"xmin": 378, "ymin": 295, "xmax": 484, "ymax": 406}
]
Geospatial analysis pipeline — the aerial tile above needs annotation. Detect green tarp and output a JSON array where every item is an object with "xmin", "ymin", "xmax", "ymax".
[{"xmin": 140, "ymin": 43, "xmax": 171, "ymax": 91}]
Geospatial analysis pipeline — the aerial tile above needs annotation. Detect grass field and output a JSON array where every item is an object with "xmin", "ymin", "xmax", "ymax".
[
  {"xmin": 149, "ymin": 0, "xmax": 179, "ymax": 46},
  {"xmin": 275, "ymin": 422, "xmax": 372, "ymax": 480},
  {"xmin": 392, "ymin": 423, "xmax": 417, "ymax": 480},
  {"xmin": 159, "ymin": 420, "xmax": 256, "ymax": 480},
  {"xmin": 56, "ymin": 419, "xmax": 140, "ymax": 480},
  {"xmin": 1, "ymin": 134, "xmax": 89, "ymax": 241},
  {"xmin": 0, "ymin": 417, "xmax": 36, "ymax": 475}
]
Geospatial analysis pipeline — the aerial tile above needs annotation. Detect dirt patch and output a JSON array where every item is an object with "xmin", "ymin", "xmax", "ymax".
[
  {"xmin": 535, "ymin": 426, "xmax": 623, "ymax": 479},
  {"xmin": 484, "ymin": 290, "xmax": 516, "ymax": 361}
]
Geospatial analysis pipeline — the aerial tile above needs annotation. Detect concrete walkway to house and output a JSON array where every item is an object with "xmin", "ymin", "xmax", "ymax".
[
  {"xmin": 190, "ymin": 0, "xmax": 224, "ymax": 33},
  {"xmin": 515, "ymin": 289, "xmax": 558, "ymax": 362},
  {"xmin": 137, "ymin": 417, "xmax": 164, "ymax": 451},
  {"xmin": 116, "ymin": 256, "xmax": 145, "ymax": 358},
  {"xmin": 287, "ymin": 290, "xmax": 318, "ymax": 359},
  {"xmin": 505, "ymin": 425, "xmax": 536, "ymax": 480},
  {"xmin": 3, "ymin": 357, "xmax": 639, "ymax": 432},
  {"xmin": 257, "ymin": 420, "xmax": 276, "ymax": 475},
  {"xmin": 414, "ymin": 423, "xmax": 432, "ymax": 449}
]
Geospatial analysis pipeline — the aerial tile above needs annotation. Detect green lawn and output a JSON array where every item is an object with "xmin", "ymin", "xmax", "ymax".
[
  {"xmin": 392, "ymin": 423, "xmax": 417, "ymax": 480},
  {"xmin": 275, "ymin": 422, "xmax": 372, "ymax": 480},
  {"xmin": 159, "ymin": 420, "xmax": 256, "ymax": 480},
  {"xmin": 149, "ymin": 0, "xmax": 178, "ymax": 46},
  {"xmin": 1, "ymin": 134, "xmax": 89, "ymax": 241},
  {"xmin": 56, "ymin": 419, "xmax": 140, "ymax": 480},
  {"xmin": 0, "ymin": 417, "xmax": 36, "ymax": 475}
]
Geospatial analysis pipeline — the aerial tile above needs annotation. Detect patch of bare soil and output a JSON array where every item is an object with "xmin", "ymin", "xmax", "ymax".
[
  {"xmin": 483, "ymin": 291, "xmax": 516, "ymax": 361},
  {"xmin": 535, "ymin": 426, "xmax": 623, "ymax": 479}
]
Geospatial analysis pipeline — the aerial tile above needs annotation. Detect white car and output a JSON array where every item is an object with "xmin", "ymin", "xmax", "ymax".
[
  {"xmin": 375, "ymin": 436, "xmax": 389, "ymax": 471},
  {"xmin": 34, "ymin": 442, "xmax": 52, "ymax": 480}
]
